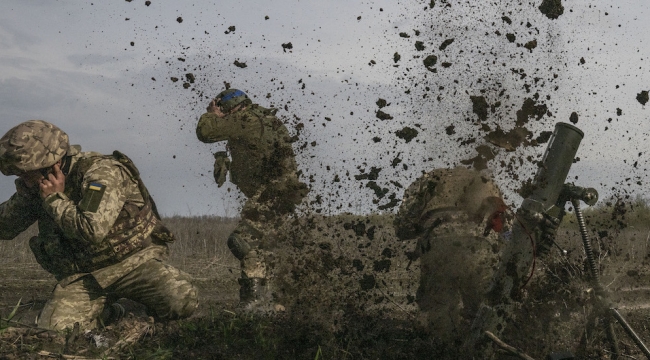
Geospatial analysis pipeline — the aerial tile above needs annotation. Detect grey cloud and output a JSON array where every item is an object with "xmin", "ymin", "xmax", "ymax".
[
  {"xmin": 67, "ymin": 54, "xmax": 124, "ymax": 67},
  {"xmin": 0, "ymin": 23, "xmax": 42, "ymax": 50},
  {"xmin": 0, "ymin": 56, "xmax": 41, "ymax": 72},
  {"xmin": 0, "ymin": 77, "xmax": 66, "ymax": 112}
]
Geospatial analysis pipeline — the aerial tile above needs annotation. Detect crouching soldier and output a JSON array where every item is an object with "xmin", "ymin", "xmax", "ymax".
[
  {"xmin": 0, "ymin": 120, "xmax": 198, "ymax": 330},
  {"xmin": 394, "ymin": 167, "xmax": 509, "ymax": 343},
  {"xmin": 196, "ymin": 88, "xmax": 308, "ymax": 311}
]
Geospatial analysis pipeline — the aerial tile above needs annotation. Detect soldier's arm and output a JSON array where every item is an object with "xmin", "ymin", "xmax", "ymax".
[
  {"xmin": 196, "ymin": 112, "xmax": 257, "ymax": 143},
  {"xmin": 42, "ymin": 159, "xmax": 130, "ymax": 246},
  {"xmin": 196, "ymin": 113, "xmax": 229, "ymax": 143},
  {"xmin": 0, "ymin": 182, "xmax": 40, "ymax": 239}
]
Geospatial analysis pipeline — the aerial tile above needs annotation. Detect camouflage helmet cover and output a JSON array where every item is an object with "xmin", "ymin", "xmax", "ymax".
[
  {"xmin": 215, "ymin": 89, "xmax": 250, "ymax": 113},
  {"xmin": 0, "ymin": 120, "xmax": 70, "ymax": 176}
]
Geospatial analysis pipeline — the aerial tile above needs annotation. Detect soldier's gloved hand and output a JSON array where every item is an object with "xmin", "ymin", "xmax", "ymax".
[{"xmin": 213, "ymin": 151, "xmax": 230, "ymax": 187}]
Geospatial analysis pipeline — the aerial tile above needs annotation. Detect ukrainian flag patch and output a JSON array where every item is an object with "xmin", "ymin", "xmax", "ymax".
[{"xmin": 79, "ymin": 182, "xmax": 107, "ymax": 213}]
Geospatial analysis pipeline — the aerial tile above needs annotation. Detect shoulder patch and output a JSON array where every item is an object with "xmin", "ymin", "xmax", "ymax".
[{"xmin": 79, "ymin": 182, "xmax": 106, "ymax": 213}]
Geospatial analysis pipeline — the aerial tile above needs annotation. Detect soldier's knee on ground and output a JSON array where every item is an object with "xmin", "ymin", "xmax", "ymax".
[
  {"xmin": 155, "ymin": 272, "xmax": 199, "ymax": 320},
  {"xmin": 164, "ymin": 282, "xmax": 199, "ymax": 320},
  {"xmin": 37, "ymin": 282, "xmax": 107, "ymax": 331}
]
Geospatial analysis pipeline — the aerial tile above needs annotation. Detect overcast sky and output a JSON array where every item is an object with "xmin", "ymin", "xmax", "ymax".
[{"xmin": 0, "ymin": 0, "xmax": 648, "ymax": 217}]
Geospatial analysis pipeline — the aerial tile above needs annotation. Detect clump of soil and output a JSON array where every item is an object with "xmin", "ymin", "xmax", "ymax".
[
  {"xmin": 354, "ymin": 166, "xmax": 381, "ymax": 181},
  {"xmin": 484, "ymin": 126, "xmax": 532, "ymax": 152},
  {"xmin": 539, "ymin": 0, "xmax": 564, "ymax": 19},
  {"xmin": 516, "ymin": 98, "xmax": 547, "ymax": 126},
  {"xmin": 445, "ymin": 125, "xmax": 455, "ymax": 135},
  {"xmin": 536, "ymin": 130, "xmax": 553, "ymax": 143},
  {"xmin": 461, "ymin": 96, "xmax": 549, "ymax": 169},
  {"xmin": 517, "ymin": 177, "xmax": 537, "ymax": 198},
  {"xmin": 376, "ymin": 109, "xmax": 394, "ymax": 120},
  {"xmin": 366, "ymin": 181, "xmax": 389, "ymax": 198},
  {"xmin": 470, "ymin": 95, "xmax": 489, "ymax": 121},
  {"xmin": 281, "ymin": 42, "xmax": 293, "ymax": 52},
  {"xmin": 459, "ymin": 144, "xmax": 496, "ymax": 170},
  {"xmin": 396, "ymin": 127, "xmax": 419, "ymax": 143},
  {"xmin": 524, "ymin": 39, "xmax": 537, "ymax": 52},
  {"xmin": 637, "ymin": 90, "xmax": 649, "ymax": 105},
  {"xmin": 423, "ymin": 55, "xmax": 437, "ymax": 71},
  {"xmin": 439, "ymin": 38, "xmax": 454, "ymax": 51}
]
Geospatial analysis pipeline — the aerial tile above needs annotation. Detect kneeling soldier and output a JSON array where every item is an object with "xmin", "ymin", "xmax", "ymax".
[
  {"xmin": 394, "ymin": 167, "xmax": 509, "ymax": 342},
  {"xmin": 0, "ymin": 120, "xmax": 198, "ymax": 330}
]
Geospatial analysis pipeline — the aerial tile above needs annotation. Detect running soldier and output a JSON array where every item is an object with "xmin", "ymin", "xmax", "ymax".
[{"xmin": 196, "ymin": 88, "xmax": 308, "ymax": 309}]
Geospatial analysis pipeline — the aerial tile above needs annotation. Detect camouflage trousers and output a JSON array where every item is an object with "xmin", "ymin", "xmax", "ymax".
[
  {"xmin": 415, "ymin": 231, "xmax": 500, "ymax": 342},
  {"xmin": 229, "ymin": 200, "xmax": 280, "ymax": 280},
  {"xmin": 37, "ymin": 259, "xmax": 198, "ymax": 331},
  {"xmin": 230, "ymin": 180, "xmax": 306, "ymax": 280}
]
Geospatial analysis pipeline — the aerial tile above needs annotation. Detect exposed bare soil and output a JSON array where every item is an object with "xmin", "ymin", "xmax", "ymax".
[{"xmin": 3, "ymin": 214, "xmax": 650, "ymax": 359}]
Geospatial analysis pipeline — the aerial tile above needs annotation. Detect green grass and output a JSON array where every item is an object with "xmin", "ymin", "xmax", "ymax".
[{"xmin": 0, "ymin": 299, "xmax": 21, "ymax": 333}]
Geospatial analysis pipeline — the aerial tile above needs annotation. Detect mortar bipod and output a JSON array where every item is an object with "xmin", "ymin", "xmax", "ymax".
[{"xmin": 567, "ymin": 186, "xmax": 650, "ymax": 359}]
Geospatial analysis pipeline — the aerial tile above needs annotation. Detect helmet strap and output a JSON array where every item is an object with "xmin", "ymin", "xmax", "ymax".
[{"xmin": 60, "ymin": 155, "xmax": 72, "ymax": 176}]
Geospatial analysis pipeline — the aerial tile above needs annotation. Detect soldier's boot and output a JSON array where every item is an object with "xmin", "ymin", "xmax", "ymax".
[
  {"xmin": 98, "ymin": 302, "xmax": 126, "ymax": 326},
  {"xmin": 237, "ymin": 277, "xmax": 277, "ymax": 313}
]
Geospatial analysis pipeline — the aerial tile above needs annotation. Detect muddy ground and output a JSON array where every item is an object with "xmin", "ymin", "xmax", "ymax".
[{"xmin": 3, "ymin": 214, "xmax": 650, "ymax": 359}]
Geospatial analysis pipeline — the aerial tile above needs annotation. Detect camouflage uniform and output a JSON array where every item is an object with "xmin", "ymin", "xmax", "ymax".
[
  {"xmin": 0, "ymin": 121, "xmax": 198, "ymax": 330},
  {"xmin": 197, "ymin": 96, "xmax": 308, "ymax": 305},
  {"xmin": 394, "ymin": 167, "xmax": 508, "ymax": 341}
]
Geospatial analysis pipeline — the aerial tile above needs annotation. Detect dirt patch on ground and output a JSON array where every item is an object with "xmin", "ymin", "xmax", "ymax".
[{"xmin": 3, "ymin": 214, "xmax": 650, "ymax": 359}]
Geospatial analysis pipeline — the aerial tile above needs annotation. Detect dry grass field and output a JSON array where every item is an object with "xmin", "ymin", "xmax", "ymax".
[{"xmin": 2, "ymin": 202, "xmax": 650, "ymax": 359}]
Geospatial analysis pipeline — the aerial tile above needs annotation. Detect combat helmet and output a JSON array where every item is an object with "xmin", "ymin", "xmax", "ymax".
[
  {"xmin": 0, "ymin": 120, "xmax": 70, "ymax": 176},
  {"xmin": 215, "ymin": 89, "xmax": 251, "ymax": 113}
]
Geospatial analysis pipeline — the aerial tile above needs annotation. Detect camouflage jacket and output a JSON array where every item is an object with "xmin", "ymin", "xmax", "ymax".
[
  {"xmin": 394, "ymin": 167, "xmax": 508, "ymax": 242},
  {"xmin": 0, "ymin": 146, "xmax": 171, "ymax": 287},
  {"xmin": 196, "ymin": 104, "xmax": 301, "ymax": 198}
]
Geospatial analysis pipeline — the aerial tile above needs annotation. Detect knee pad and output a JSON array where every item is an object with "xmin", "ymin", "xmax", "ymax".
[{"xmin": 227, "ymin": 233, "xmax": 252, "ymax": 260}]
